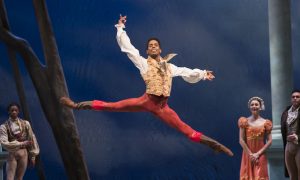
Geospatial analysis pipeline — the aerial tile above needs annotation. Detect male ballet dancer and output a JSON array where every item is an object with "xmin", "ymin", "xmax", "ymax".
[{"xmin": 61, "ymin": 15, "xmax": 233, "ymax": 156}]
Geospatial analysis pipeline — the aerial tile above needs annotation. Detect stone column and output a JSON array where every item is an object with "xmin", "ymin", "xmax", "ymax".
[{"xmin": 267, "ymin": 0, "xmax": 293, "ymax": 179}]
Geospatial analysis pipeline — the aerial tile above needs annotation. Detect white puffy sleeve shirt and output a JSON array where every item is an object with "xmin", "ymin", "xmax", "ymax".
[{"xmin": 115, "ymin": 24, "xmax": 207, "ymax": 83}]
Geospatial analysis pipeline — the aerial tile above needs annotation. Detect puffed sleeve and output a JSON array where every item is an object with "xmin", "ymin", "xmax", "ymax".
[
  {"xmin": 264, "ymin": 120, "xmax": 273, "ymax": 134},
  {"xmin": 25, "ymin": 121, "xmax": 40, "ymax": 158},
  {"xmin": 115, "ymin": 24, "xmax": 148, "ymax": 74},
  {"xmin": 238, "ymin": 117, "xmax": 248, "ymax": 128},
  {"xmin": 170, "ymin": 63, "xmax": 206, "ymax": 83}
]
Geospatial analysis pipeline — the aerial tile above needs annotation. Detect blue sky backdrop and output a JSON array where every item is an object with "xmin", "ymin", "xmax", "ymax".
[{"xmin": 0, "ymin": 0, "xmax": 299, "ymax": 179}]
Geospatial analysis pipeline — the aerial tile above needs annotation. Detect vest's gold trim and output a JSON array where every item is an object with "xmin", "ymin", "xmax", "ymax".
[{"xmin": 142, "ymin": 57, "xmax": 173, "ymax": 97}]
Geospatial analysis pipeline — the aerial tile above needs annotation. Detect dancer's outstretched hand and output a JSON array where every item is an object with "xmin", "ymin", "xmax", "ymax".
[
  {"xmin": 118, "ymin": 14, "xmax": 127, "ymax": 26},
  {"xmin": 205, "ymin": 71, "xmax": 215, "ymax": 81}
]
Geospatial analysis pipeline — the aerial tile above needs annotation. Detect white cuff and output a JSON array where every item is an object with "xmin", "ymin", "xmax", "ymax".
[
  {"xmin": 203, "ymin": 70, "xmax": 208, "ymax": 80},
  {"xmin": 115, "ymin": 24, "xmax": 125, "ymax": 29}
]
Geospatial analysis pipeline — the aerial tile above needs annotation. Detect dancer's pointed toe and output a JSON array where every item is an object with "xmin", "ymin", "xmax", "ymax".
[{"xmin": 200, "ymin": 135, "xmax": 234, "ymax": 157}]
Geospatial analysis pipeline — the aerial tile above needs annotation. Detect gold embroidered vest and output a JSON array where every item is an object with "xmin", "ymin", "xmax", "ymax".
[{"xmin": 142, "ymin": 54, "xmax": 176, "ymax": 97}]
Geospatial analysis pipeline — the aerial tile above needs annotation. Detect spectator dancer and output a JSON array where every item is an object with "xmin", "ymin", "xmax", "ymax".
[
  {"xmin": 281, "ymin": 89, "xmax": 300, "ymax": 180},
  {"xmin": 239, "ymin": 97, "xmax": 272, "ymax": 180},
  {"xmin": 0, "ymin": 103, "xmax": 39, "ymax": 180}
]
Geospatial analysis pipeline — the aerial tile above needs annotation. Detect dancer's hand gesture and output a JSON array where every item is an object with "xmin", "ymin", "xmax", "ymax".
[
  {"xmin": 118, "ymin": 14, "xmax": 127, "ymax": 26},
  {"xmin": 205, "ymin": 71, "xmax": 215, "ymax": 81}
]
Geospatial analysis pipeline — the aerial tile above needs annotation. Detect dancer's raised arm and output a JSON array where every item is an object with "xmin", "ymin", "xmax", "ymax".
[{"xmin": 115, "ymin": 15, "xmax": 147, "ymax": 74}]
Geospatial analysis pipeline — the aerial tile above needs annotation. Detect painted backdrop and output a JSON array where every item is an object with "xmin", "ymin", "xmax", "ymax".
[{"xmin": 0, "ymin": 0, "xmax": 299, "ymax": 179}]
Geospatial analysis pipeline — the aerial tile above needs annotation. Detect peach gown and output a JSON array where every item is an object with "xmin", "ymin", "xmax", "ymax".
[{"xmin": 238, "ymin": 117, "xmax": 272, "ymax": 180}]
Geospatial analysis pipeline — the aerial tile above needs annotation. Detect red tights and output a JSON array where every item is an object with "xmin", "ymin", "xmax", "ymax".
[{"xmin": 92, "ymin": 93, "xmax": 202, "ymax": 142}]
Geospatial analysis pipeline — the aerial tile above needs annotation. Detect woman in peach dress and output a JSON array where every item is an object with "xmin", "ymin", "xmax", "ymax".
[{"xmin": 238, "ymin": 97, "xmax": 273, "ymax": 180}]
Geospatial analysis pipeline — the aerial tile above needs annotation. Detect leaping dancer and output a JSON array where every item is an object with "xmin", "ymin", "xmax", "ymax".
[{"xmin": 61, "ymin": 15, "xmax": 233, "ymax": 156}]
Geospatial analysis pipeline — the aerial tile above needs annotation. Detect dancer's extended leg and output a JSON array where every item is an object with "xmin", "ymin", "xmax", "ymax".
[
  {"xmin": 60, "ymin": 94, "xmax": 147, "ymax": 112},
  {"xmin": 61, "ymin": 95, "xmax": 233, "ymax": 156},
  {"xmin": 153, "ymin": 104, "xmax": 233, "ymax": 156}
]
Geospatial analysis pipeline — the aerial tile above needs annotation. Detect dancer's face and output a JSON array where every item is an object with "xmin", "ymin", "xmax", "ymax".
[
  {"xmin": 291, "ymin": 92, "xmax": 300, "ymax": 108},
  {"xmin": 249, "ymin": 100, "xmax": 261, "ymax": 115},
  {"xmin": 8, "ymin": 105, "xmax": 19, "ymax": 119},
  {"xmin": 147, "ymin": 40, "xmax": 161, "ymax": 59}
]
